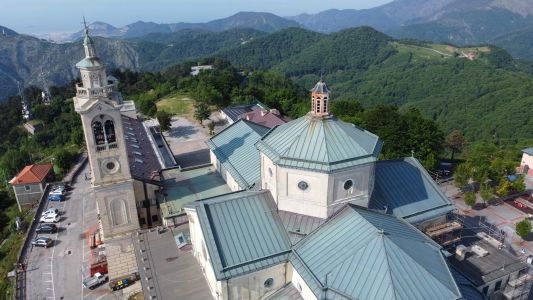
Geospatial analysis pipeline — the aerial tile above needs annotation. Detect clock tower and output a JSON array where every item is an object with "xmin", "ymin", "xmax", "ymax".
[{"xmin": 74, "ymin": 23, "xmax": 139, "ymax": 238}]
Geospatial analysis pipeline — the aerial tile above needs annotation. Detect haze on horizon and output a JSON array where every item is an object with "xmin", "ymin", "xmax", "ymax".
[{"xmin": 0, "ymin": 0, "xmax": 392, "ymax": 34}]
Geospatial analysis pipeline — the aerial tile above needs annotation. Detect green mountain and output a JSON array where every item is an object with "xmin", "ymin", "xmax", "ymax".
[
  {"xmin": 62, "ymin": 12, "xmax": 299, "ymax": 42},
  {"xmin": 0, "ymin": 27, "xmax": 264, "ymax": 100},
  {"xmin": 212, "ymin": 27, "xmax": 533, "ymax": 142},
  {"xmin": 133, "ymin": 28, "xmax": 265, "ymax": 71},
  {"xmin": 0, "ymin": 28, "xmax": 138, "ymax": 101}
]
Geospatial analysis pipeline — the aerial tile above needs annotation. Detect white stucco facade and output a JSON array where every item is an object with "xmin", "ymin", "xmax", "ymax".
[
  {"xmin": 288, "ymin": 263, "xmax": 318, "ymax": 300},
  {"xmin": 260, "ymin": 153, "xmax": 375, "ymax": 219},
  {"xmin": 210, "ymin": 149, "xmax": 243, "ymax": 192},
  {"xmin": 186, "ymin": 207, "xmax": 286, "ymax": 300},
  {"xmin": 520, "ymin": 152, "xmax": 533, "ymax": 176}
]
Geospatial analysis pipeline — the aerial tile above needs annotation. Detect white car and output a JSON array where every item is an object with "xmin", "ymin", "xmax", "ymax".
[
  {"xmin": 50, "ymin": 186, "xmax": 65, "ymax": 195},
  {"xmin": 42, "ymin": 208, "xmax": 60, "ymax": 217},
  {"xmin": 40, "ymin": 214, "xmax": 59, "ymax": 223}
]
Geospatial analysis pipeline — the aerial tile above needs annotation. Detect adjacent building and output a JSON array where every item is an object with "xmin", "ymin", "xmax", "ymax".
[
  {"xmin": 519, "ymin": 147, "xmax": 533, "ymax": 176},
  {"xmin": 220, "ymin": 103, "xmax": 287, "ymax": 128},
  {"xmin": 9, "ymin": 163, "xmax": 54, "ymax": 210}
]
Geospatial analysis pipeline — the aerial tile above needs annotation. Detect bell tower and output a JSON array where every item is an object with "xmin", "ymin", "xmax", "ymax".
[
  {"xmin": 311, "ymin": 78, "xmax": 330, "ymax": 117},
  {"xmin": 74, "ymin": 21, "xmax": 139, "ymax": 238}
]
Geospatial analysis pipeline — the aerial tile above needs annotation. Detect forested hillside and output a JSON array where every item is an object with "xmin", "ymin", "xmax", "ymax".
[{"xmin": 211, "ymin": 27, "xmax": 533, "ymax": 143}]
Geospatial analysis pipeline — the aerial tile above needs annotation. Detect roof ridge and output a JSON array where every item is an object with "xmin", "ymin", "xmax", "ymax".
[
  {"xmin": 277, "ymin": 116, "xmax": 312, "ymax": 159},
  {"xmin": 383, "ymin": 238, "xmax": 459, "ymax": 299},
  {"xmin": 379, "ymin": 235, "xmax": 398, "ymax": 300}
]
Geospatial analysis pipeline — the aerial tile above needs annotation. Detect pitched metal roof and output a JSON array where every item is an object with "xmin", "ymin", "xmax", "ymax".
[
  {"xmin": 291, "ymin": 205, "xmax": 462, "ymax": 300},
  {"xmin": 522, "ymin": 147, "xmax": 533, "ymax": 156},
  {"xmin": 278, "ymin": 210, "xmax": 325, "ymax": 245},
  {"xmin": 191, "ymin": 191, "xmax": 292, "ymax": 280},
  {"xmin": 75, "ymin": 57, "xmax": 103, "ymax": 69},
  {"xmin": 243, "ymin": 109, "xmax": 287, "ymax": 129},
  {"xmin": 311, "ymin": 80, "xmax": 330, "ymax": 94},
  {"xmin": 221, "ymin": 104, "xmax": 256, "ymax": 122},
  {"xmin": 122, "ymin": 115, "xmax": 163, "ymax": 184},
  {"xmin": 449, "ymin": 268, "xmax": 484, "ymax": 300},
  {"xmin": 206, "ymin": 119, "xmax": 270, "ymax": 189},
  {"xmin": 369, "ymin": 157, "xmax": 455, "ymax": 224},
  {"xmin": 256, "ymin": 114, "xmax": 382, "ymax": 173},
  {"xmin": 9, "ymin": 163, "xmax": 53, "ymax": 185}
]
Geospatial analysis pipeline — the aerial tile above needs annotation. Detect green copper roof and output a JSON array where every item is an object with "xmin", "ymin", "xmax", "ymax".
[
  {"xmin": 206, "ymin": 119, "xmax": 270, "ymax": 189},
  {"xmin": 75, "ymin": 57, "xmax": 103, "ymax": 69},
  {"xmin": 256, "ymin": 114, "xmax": 382, "ymax": 173},
  {"xmin": 291, "ymin": 205, "xmax": 462, "ymax": 300},
  {"xmin": 369, "ymin": 157, "xmax": 455, "ymax": 224},
  {"xmin": 190, "ymin": 191, "xmax": 291, "ymax": 280}
]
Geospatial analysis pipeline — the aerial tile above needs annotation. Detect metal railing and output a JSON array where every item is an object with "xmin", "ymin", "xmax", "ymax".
[
  {"xmin": 76, "ymin": 84, "xmax": 114, "ymax": 99},
  {"xmin": 96, "ymin": 142, "xmax": 118, "ymax": 152}
]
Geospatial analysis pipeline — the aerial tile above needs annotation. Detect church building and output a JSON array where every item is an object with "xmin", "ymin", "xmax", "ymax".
[
  {"xmin": 185, "ymin": 79, "xmax": 466, "ymax": 299},
  {"xmin": 73, "ymin": 25, "xmax": 163, "ymax": 239}
]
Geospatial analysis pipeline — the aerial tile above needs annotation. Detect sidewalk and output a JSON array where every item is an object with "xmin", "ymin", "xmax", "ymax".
[{"xmin": 442, "ymin": 181, "xmax": 533, "ymax": 259}]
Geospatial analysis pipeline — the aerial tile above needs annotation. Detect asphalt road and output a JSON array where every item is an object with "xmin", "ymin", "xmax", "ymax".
[{"xmin": 25, "ymin": 164, "xmax": 112, "ymax": 300}]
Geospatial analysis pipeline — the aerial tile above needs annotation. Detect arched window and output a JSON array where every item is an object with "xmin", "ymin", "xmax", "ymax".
[
  {"xmin": 323, "ymin": 100, "xmax": 328, "ymax": 113},
  {"xmin": 104, "ymin": 120, "xmax": 116, "ymax": 143},
  {"xmin": 92, "ymin": 121, "xmax": 105, "ymax": 145}
]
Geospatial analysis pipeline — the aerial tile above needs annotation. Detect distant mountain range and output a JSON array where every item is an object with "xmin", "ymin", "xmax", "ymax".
[
  {"xmin": 4, "ymin": 0, "xmax": 533, "ymax": 99},
  {"xmin": 41, "ymin": 12, "xmax": 299, "ymax": 42},
  {"xmin": 4, "ymin": 21, "xmax": 533, "ymax": 142}
]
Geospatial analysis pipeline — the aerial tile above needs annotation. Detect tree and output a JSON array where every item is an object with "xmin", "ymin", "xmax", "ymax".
[
  {"xmin": 454, "ymin": 164, "xmax": 470, "ymax": 188},
  {"xmin": 54, "ymin": 148, "xmax": 77, "ymax": 173},
  {"xmin": 194, "ymin": 101, "xmax": 210, "ymax": 126},
  {"xmin": 497, "ymin": 179, "xmax": 513, "ymax": 196},
  {"xmin": 516, "ymin": 218, "xmax": 532, "ymax": 240},
  {"xmin": 445, "ymin": 130, "xmax": 467, "ymax": 160},
  {"xmin": 156, "ymin": 111, "xmax": 172, "ymax": 132},
  {"xmin": 480, "ymin": 184, "xmax": 493, "ymax": 203},
  {"xmin": 464, "ymin": 191, "xmax": 476, "ymax": 208},
  {"xmin": 207, "ymin": 121, "xmax": 215, "ymax": 136},
  {"xmin": 512, "ymin": 175, "xmax": 526, "ymax": 193}
]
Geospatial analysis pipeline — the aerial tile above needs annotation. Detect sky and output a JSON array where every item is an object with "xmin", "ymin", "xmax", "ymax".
[{"xmin": 0, "ymin": 0, "xmax": 391, "ymax": 33}]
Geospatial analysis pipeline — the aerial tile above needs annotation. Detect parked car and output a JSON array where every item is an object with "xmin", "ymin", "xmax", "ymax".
[
  {"xmin": 40, "ymin": 214, "xmax": 59, "ymax": 223},
  {"xmin": 42, "ymin": 208, "xmax": 60, "ymax": 216},
  {"xmin": 109, "ymin": 272, "xmax": 139, "ymax": 291},
  {"xmin": 83, "ymin": 272, "xmax": 108, "ymax": 289},
  {"xmin": 31, "ymin": 237, "xmax": 53, "ymax": 248},
  {"xmin": 36, "ymin": 224, "xmax": 57, "ymax": 234},
  {"xmin": 48, "ymin": 194, "xmax": 64, "ymax": 202}
]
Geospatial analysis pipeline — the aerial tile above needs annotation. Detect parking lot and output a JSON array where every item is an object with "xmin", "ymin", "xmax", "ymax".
[{"xmin": 24, "ymin": 163, "xmax": 113, "ymax": 300}]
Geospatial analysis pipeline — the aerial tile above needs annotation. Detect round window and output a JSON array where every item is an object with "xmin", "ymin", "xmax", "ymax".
[
  {"xmin": 106, "ymin": 162, "xmax": 116, "ymax": 170},
  {"xmin": 264, "ymin": 278, "xmax": 274, "ymax": 288},
  {"xmin": 343, "ymin": 179, "xmax": 353, "ymax": 190},
  {"xmin": 298, "ymin": 181, "xmax": 309, "ymax": 191},
  {"xmin": 268, "ymin": 167, "xmax": 273, "ymax": 177}
]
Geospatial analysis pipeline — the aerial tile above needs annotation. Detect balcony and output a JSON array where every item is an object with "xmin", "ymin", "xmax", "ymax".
[
  {"xmin": 96, "ymin": 142, "xmax": 118, "ymax": 152},
  {"xmin": 76, "ymin": 83, "xmax": 115, "ymax": 99}
]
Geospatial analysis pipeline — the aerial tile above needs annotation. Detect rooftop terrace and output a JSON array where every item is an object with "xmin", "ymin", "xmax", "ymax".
[
  {"xmin": 448, "ymin": 238, "xmax": 528, "ymax": 286},
  {"xmin": 160, "ymin": 165, "xmax": 231, "ymax": 219}
]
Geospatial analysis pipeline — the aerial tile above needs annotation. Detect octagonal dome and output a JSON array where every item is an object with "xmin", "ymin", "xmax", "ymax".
[{"xmin": 256, "ymin": 114, "xmax": 382, "ymax": 173}]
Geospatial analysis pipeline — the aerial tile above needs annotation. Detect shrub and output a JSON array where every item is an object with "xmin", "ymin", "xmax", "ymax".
[
  {"xmin": 464, "ymin": 191, "xmax": 476, "ymax": 208},
  {"xmin": 516, "ymin": 218, "xmax": 532, "ymax": 239}
]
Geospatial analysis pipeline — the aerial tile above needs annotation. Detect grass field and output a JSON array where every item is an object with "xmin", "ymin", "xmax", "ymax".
[
  {"xmin": 392, "ymin": 42, "xmax": 450, "ymax": 61},
  {"xmin": 392, "ymin": 42, "xmax": 492, "ymax": 62},
  {"xmin": 156, "ymin": 93, "xmax": 194, "ymax": 117}
]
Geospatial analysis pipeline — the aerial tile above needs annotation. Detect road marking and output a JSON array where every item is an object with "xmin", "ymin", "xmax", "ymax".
[{"xmin": 81, "ymin": 193, "xmax": 85, "ymax": 300}]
